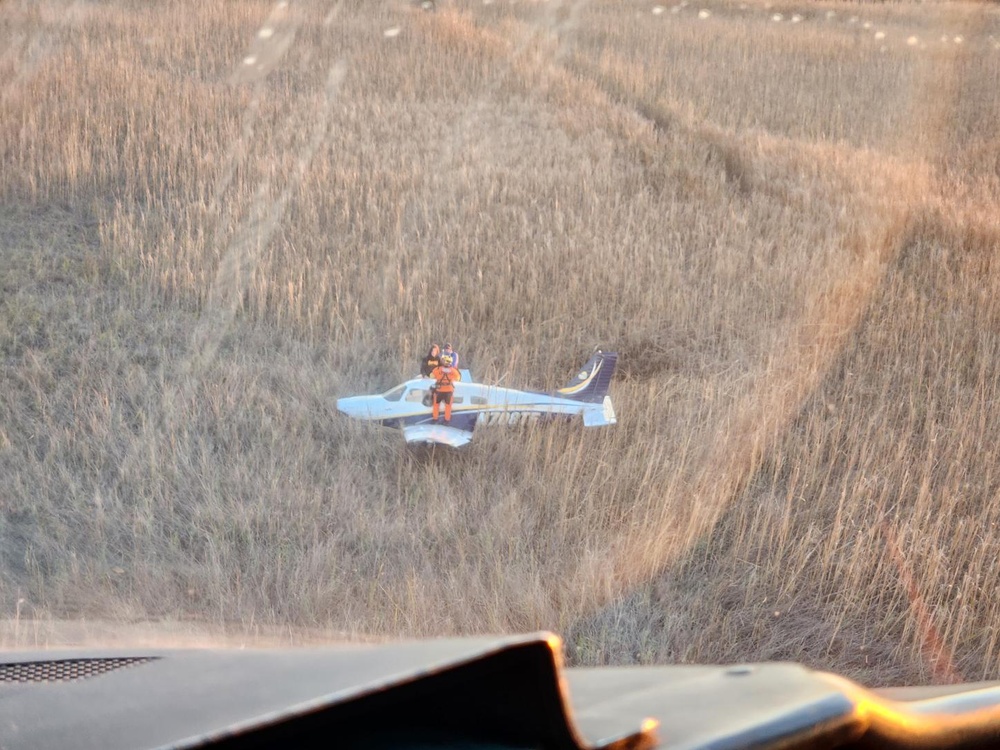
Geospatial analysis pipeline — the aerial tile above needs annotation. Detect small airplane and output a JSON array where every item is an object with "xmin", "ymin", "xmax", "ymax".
[{"xmin": 337, "ymin": 350, "xmax": 618, "ymax": 447}]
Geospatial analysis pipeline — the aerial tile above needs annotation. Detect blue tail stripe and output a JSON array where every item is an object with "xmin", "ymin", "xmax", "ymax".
[{"xmin": 558, "ymin": 352, "xmax": 617, "ymax": 403}]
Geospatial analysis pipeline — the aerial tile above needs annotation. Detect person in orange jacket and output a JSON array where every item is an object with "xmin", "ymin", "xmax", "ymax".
[{"xmin": 430, "ymin": 354, "xmax": 462, "ymax": 423}]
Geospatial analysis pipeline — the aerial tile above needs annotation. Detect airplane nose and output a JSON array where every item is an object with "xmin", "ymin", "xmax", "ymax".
[{"xmin": 336, "ymin": 396, "xmax": 365, "ymax": 419}]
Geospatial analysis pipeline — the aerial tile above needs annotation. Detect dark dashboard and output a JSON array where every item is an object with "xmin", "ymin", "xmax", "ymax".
[{"xmin": 3, "ymin": 632, "xmax": 1000, "ymax": 749}]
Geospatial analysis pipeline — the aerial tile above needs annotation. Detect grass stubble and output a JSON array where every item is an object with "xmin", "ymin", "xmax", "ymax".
[{"xmin": 1, "ymin": 0, "xmax": 999, "ymax": 686}]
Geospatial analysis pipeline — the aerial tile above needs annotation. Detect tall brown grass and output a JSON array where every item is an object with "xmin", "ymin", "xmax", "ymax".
[{"xmin": 2, "ymin": 0, "xmax": 999, "ymax": 686}]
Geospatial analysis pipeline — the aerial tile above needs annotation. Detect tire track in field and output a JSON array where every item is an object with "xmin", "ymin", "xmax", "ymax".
[
  {"xmin": 414, "ymin": 3, "xmax": 916, "ymax": 605},
  {"xmin": 395, "ymin": 0, "xmax": 632, "ymax": 360},
  {"xmin": 119, "ymin": 1, "xmax": 347, "ymax": 505},
  {"xmin": 555, "ymin": 42, "xmax": 928, "ymax": 594},
  {"xmin": 565, "ymin": 3, "xmax": 993, "ymax": 665},
  {"xmin": 418, "ymin": 2, "xmax": 990, "ymax": 619}
]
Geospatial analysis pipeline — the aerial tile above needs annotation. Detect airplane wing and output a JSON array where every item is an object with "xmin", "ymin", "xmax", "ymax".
[{"xmin": 401, "ymin": 423, "xmax": 474, "ymax": 448}]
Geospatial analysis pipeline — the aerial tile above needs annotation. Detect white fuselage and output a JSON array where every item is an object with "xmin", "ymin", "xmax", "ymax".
[{"xmin": 336, "ymin": 378, "xmax": 615, "ymax": 428}]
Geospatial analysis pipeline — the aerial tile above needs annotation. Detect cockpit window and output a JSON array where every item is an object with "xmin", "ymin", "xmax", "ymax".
[
  {"xmin": 383, "ymin": 385, "xmax": 406, "ymax": 402},
  {"xmin": 405, "ymin": 389, "xmax": 427, "ymax": 403}
]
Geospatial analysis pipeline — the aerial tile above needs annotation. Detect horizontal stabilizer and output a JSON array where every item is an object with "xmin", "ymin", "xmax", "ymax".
[{"xmin": 583, "ymin": 396, "xmax": 617, "ymax": 427}]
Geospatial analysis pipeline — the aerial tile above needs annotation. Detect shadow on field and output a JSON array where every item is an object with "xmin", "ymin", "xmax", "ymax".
[{"xmin": 403, "ymin": 443, "xmax": 476, "ymax": 466}]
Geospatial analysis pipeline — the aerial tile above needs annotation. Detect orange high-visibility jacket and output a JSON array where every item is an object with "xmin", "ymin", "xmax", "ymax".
[{"xmin": 430, "ymin": 366, "xmax": 461, "ymax": 393}]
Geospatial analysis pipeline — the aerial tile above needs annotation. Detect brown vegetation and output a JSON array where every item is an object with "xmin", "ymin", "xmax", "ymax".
[{"xmin": 1, "ymin": 0, "xmax": 999, "ymax": 686}]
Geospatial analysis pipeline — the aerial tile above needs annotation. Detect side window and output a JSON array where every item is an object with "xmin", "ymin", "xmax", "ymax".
[
  {"xmin": 405, "ymin": 389, "xmax": 426, "ymax": 403},
  {"xmin": 383, "ymin": 385, "xmax": 406, "ymax": 402},
  {"xmin": 471, "ymin": 396, "xmax": 488, "ymax": 406},
  {"xmin": 452, "ymin": 397, "xmax": 464, "ymax": 404}
]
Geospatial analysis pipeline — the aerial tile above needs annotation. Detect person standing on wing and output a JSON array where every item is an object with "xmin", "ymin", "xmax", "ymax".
[
  {"xmin": 430, "ymin": 354, "xmax": 461, "ymax": 424},
  {"xmin": 441, "ymin": 342, "xmax": 459, "ymax": 370},
  {"xmin": 420, "ymin": 343, "xmax": 441, "ymax": 377}
]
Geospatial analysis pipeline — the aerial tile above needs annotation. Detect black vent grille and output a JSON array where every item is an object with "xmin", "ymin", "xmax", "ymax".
[{"xmin": 0, "ymin": 657, "xmax": 157, "ymax": 684}]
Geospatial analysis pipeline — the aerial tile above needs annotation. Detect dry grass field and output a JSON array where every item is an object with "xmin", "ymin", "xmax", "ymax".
[{"xmin": 2, "ymin": 0, "xmax": 999, "ymax": 687}]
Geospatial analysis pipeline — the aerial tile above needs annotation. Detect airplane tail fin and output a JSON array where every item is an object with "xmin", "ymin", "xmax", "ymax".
[{"xmin": 556, "ymin": 351, "xmax": 618, "ymax": 403}]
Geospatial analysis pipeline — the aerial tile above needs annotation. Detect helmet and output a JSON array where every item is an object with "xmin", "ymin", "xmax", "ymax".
[{"xmin": 441, "ymin": 355, "xmax": 453, "ymax": 367}]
